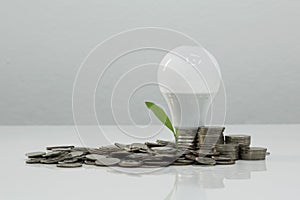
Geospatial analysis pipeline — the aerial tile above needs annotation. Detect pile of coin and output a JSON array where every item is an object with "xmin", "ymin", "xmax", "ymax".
[{"xmin": 25, "ymin": 126, "xmax": 269, "ymax": 168}]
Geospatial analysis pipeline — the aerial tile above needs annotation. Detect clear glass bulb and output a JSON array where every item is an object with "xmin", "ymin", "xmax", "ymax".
[{"xmin": 158, "ymin": 46, "xmax": 222, "ymax": 128}]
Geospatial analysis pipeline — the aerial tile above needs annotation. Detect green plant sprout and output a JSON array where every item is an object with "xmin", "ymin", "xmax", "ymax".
[{"xmin": 145, "ymin": 101, "xmax": 178, "ymax": 147}]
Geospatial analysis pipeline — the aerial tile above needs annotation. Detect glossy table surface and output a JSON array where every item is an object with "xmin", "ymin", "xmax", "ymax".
[{"xmin": 1, "ymin": 125, "xmax": 299, "ymax": 200}]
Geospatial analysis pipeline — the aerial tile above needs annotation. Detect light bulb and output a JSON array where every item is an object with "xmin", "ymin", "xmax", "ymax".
[{"xmin": 158, "ymin": 46, "xmax": 222, "ymax": 128}]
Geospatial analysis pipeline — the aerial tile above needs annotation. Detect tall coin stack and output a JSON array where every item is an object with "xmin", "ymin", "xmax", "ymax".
[
  {"xmin": 196, "ymin": 126, "xmax": 225, "ymax": 154},
  {"xmin": 176, "ymin": 128, "xmax": 198, "ymax": 150}
]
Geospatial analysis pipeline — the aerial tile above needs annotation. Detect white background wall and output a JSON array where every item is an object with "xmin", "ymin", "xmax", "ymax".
[{"xmin": 1, "ymin": 0, "xmax": 300, "ymax": 125}]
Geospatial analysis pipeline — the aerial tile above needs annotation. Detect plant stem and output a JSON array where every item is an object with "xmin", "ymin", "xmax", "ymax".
[
  {"xmin": 175, "ymin": 136, "xmax": 178, "ymax": 149},
  {"xmin": 174, "ymin": 128, "xmax": 178, "ymax": 149}
]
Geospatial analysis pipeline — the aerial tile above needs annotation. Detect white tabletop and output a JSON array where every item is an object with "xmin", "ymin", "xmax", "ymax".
[{"xmin": 1, "ymin": 125, "xmax": 299, "ymax": 200}]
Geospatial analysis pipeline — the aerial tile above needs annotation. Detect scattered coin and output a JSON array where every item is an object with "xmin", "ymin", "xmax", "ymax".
[{"xmin": 25, "ymin": 127, "xmax": 269, "ymax": 168}]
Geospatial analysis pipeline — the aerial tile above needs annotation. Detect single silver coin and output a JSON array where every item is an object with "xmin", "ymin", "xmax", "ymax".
[
  {"xmin": 26, "ymin": 158, "xmax": 42, "ymax": 164},
  {"xmin": 212, "ymin": 156, "xmax": 233, "ymax": 161},
  {"xmin": 98, "ymin": 145, "xmax": 121, "ymax": 153},
  {"xmin": 95, "ymin": 158, "xmax": 120, "ymax": 166},
  {"xmin": 195, "ymin": 157, "xmax": 216, "ymax": 165},
  {"xmin": 52, "ymin": 148, "xmax": 72, "ymax": 152},
  {"xmin": 196, "ymin": 152, "xmax": 221, "ymax": 157},
  {"xmin": 114, "ymin": 143, "xmax": 130, "ymax": 149},
  {"xmin": 118, "ymin": 160, "xmax": 143, "ymax": 167},
  {"xmin": 68, "ymin": 151, "xmax": 84, "ymax": 158},
  {"xmin": 127, "ymin": 153, "xmax": 151, "ymax": 160},
  {"xmin": 85, "ymin": 154, "xmax": 106, "ymax": 161},
  {"xmin": 58, "ymin": 158, "xmax": 79, "ymax": 164},
  {"xmin": 151, "ymin": 147, "xmax": 177, "ymax": 154},
  {"xmin": 25, "ymin": 152, "xmax": 46, "ymax": 158},
  {"xmin": 154, "ymin": 154, "xmax": 178, "ymax": 161},
  {"xmin": 248, "ymin": 147, "xmax": 267, "ymax": 152},
  {"xmin": 143, "ymin": 161, "xmax": 171, "ymax": 167},
  {"xmin": 84, "ymin": 160, "xmax": 96, "ymax": 165},
  {"xmin": 43, "ymin": 151, "xmax": 62, "ymax": 158},
  {"xmin": 172, "ymin": 159, "xmax": 194, "ymax": 165},
  {"xmin": 145, "ymin": 142, "xmax": 166, "ymax": 147},
  {"xmin": 216, "ymin": 160, "xmax": 236, "ymax": 165},
  {"xmin": 88, "ymin": 149, "xmax": 109, "ymax": 155},
  {"xmin": 46, "ymin": 145, "xmax": 74, "ymax": 150},
  {"xmin": 156, "ymin": 140, "xmax": 175, "ymax": 146},
  {"xmin": 130, "ymin": 143, "xmax": 148, "ymax": 150},
  {"xmin": 40, "ymin": 153, "xmax": 68, "ymax": 164},
  {"xmin": 110, "ymin": 151, "xmax": 131, "ymax": 158},
  {"xmin": 185, "ymin": 154, "xmax": 196, "ymax": 161},
  {"xmin": 128, "ymin": 152, "xmax": 150, "ymax": 158},
  {"xmin": 72, "ymin": 147, "xmax": 90, "ymax": 152},
  {"xmin": 56, "ymin": 163, "xmax": 82, "ymax": 168}
]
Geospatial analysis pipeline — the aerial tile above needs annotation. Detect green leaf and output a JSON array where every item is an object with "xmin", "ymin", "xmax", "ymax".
[{"xmin": 145, "ymin": 101, "xmax": 176, "ymax": 136}]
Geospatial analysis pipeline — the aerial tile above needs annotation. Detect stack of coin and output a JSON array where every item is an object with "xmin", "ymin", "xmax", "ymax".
[
  {"xmin": 240, "ymin": 147, "xmax": 267, "ymax": 160},
  {"xmin": 225, "ymin": 135, "xmax": 251, "ymax": 159},
  {"xmin": 176, "ymin": 128, "xmax": 198, "ymax": 150},
  {"xmin": 225, "ymin": 135, "xmax": 251, "ymax": 147},
  {"xmin": 215, "ymin": 144, "xmax": 239, "ymax": 160},
  {"xmin": 196, "ymin": 126, "xmax": 225, "ymax": 153}
]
